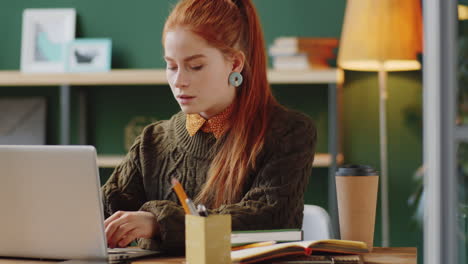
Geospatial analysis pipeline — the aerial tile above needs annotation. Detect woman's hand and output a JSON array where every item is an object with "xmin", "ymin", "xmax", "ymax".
[{"xmin": 104, "ymin": 211, "xmax": 159, "ymax": 248}]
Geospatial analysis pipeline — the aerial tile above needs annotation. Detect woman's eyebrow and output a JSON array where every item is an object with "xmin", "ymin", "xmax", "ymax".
[{"xmin": 164, "ymin": 54, "xmax": 206, "ymax": 62}]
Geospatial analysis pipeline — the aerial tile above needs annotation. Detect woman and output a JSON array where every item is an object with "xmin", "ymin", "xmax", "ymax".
[{"xmin": 102, "ymin": 0, "xmax": 317, "ymax": 253}]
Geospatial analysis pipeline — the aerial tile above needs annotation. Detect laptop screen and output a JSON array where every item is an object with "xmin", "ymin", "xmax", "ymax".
[{"xmin": 0, "ymin": 145, "xmax": 108, "ymax": 260}]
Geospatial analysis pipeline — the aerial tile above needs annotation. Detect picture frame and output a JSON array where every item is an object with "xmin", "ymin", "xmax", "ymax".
[
  {"xmin": 20, "ymin": 8, "xmax": 76, "ymax": 73},
  {"xmin": 66, "ymin": 39, "xmax": 112, "ymax": 72},
  {"xmin": 0, "ymin": 97, "xmax": 46, "ymax": 145}
]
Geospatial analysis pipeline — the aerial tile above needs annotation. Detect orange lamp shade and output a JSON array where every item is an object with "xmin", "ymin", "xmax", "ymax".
[{"xmin": 338, "ymin": 0, "xmax": 423, "ymax": 72}]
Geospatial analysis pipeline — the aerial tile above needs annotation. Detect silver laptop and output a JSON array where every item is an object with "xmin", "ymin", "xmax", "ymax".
[{"xmin": 0, "ymin": 145, "xmax": 160, "ymax": 261}]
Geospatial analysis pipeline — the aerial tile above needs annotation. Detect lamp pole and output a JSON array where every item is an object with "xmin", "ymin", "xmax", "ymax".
[{"xmin": 378, "ymin": 69, "xmax": 390, "ymax": 247}]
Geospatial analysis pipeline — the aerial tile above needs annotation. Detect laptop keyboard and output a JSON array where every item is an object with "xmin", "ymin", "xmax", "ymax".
[{"xmin": 107, "ymin": 248, "xmax": 161, "ymax": 261}]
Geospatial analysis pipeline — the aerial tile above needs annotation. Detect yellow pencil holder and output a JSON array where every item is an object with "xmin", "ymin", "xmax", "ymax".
[{"xmin": 185, "ymin": 214, "xmax": 232, "ymax": 264}]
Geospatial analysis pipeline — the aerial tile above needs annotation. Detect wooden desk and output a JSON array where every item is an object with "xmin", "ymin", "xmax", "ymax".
[
  {"xmin": 362, "ymin": 247, "xmax": 417, "ymax": 264},
  {"xmin": 0, "ymin": 247, "xmax": 416, "ymax": 264}
]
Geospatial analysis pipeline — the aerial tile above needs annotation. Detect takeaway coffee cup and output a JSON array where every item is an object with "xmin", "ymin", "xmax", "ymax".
[{"xmin": 335, "ymin": 165, "xmax": 379, "ymax": 250}]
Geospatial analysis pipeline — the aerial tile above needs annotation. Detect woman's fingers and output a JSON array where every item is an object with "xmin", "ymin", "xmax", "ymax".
[
  {"xmin": 104, "ymin": 211, "xmax": 124, "ymax": 228},
  {"xmin": 117, "ymin": 231, "xmax": 139, "ymax": 248},
  {"xmin": 105, "ymin": 212, "xmax": 132, "ymax": 246},
  {"xmin": 104, "ymin": 211, "xmax": 158, "ymax": 248},
  {"xmin": 108, "ymin": 222, "xmax": 136, "ymax": 248}
]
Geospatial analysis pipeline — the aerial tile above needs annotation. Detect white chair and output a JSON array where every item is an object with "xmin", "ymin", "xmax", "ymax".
[{"xmin": 302, "ymin": 204, "xmax": 334, "ymax": 240}]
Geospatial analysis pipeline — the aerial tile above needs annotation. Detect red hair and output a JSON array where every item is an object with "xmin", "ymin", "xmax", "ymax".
[{"xmin": 163, "ymin": 0, "xmax": 278, "ymax": 208}]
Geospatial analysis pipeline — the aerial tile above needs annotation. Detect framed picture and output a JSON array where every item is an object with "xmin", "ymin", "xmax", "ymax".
[
  {"xmin": 66, "ymin": 39, "xmax": 112, "ymax": 72},
  {"xmin": 0, "ymin": 97, "xmax": 46, "ymax": 145},
  {"xmin": 20, "ymin": 8, "xmax": 76, "ymax": 73}
]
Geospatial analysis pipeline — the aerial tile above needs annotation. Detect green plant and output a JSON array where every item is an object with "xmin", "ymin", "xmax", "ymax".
[
  {"xmin": 458, "ymin": 35, "xmax": 468, "ymax": 124},
  {"xmin": 408, "ymin": 144, "xmax": 468, "ymax": 241},
  {"xmin": 408, "ymin": 35, "xmax": 468, "ymax": 241}
]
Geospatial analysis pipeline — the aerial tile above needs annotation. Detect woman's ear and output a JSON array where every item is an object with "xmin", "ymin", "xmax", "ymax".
[{"xmin": 231, "ymin": 51, "xmax": 245, "ymax": 73}]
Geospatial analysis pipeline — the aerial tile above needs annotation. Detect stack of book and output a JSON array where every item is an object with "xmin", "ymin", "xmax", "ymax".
[
  {"xmin": 269, "ymin": 37, "xmax": 339, "ymax": 70},
  {"xmin": 230, "ymin": 229, "xmax": 367, "ymax": 264}
]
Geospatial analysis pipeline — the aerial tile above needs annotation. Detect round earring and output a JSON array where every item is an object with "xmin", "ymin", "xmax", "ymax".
[{"xmin": 229, "ymin": 72, "xmax": 243, "ymax": 87}]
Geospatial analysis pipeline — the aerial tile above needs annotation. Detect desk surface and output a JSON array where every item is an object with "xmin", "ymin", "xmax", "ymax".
[{"xmin": 0, "ymin": 247, "xmax": 417, "ymax": 264}]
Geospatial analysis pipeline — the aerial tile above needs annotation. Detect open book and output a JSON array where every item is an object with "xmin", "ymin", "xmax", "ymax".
[{"xmin": 231, "ymin": 239, "xmax": 368, "ymax": 264}]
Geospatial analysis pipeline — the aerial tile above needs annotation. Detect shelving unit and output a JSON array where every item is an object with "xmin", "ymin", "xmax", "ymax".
[
  {"xmin": 0, "ymin": 68, "xmax": 343, "ymax": 168},
  {"xmin": 0, "ymin": 68, "xmax": 343, "ymax": 235}
]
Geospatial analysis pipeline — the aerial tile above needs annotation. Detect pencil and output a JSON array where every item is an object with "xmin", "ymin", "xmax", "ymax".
[
  {"xmin": 231, "ymin": 241, "xmax": 277, "ymax": 251},
  {"xmin": 171, "ymin": 178, "xmax": 191, "ymax": 214},
  {"xmin": 185, "ymin": 198, "xmax": 200, "ymax": 216}
]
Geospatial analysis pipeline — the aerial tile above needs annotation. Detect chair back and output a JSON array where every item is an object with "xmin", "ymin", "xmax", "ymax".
[{"xmin": 302, "ymin": 204, "xmax": 333, "ymax": 240}]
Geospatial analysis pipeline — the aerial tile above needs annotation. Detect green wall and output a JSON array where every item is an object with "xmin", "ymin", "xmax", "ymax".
[
  {"xmin": 0, "ymin": 0, "xmax": 423, "ymax": 258},
  {"xmin": 1, "ymin": 0, "xmax": 345, "ymax": 69},
  {"xmin": 343, "ymin": 71, "xmax": 423, "ymax": 252}
]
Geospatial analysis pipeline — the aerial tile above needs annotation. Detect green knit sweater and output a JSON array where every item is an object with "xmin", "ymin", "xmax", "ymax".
[{"xmin": 101, "ymin": 105, "xmax": 317, "ymax": 253}]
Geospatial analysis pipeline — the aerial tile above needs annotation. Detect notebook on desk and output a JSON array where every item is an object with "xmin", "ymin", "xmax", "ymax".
[{"xmin": 0, "ymin": 145, "xmax": 161, "ymax": 262}]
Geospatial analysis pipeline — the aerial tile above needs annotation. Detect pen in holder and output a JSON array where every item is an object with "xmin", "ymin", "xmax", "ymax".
[{"xmin": 185, "ymin": 214, "xmax": 232, "ymax": 264}]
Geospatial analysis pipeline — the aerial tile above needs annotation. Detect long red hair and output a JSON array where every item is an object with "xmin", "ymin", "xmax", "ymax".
[{"xmin": 163, "ymin": 0, "xmax": 278, "ymax": 208}]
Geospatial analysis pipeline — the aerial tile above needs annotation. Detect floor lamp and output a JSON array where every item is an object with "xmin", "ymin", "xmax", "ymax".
[{"xmin": 337, "ymin": 0, "xmax": 423, "ymax": 247}]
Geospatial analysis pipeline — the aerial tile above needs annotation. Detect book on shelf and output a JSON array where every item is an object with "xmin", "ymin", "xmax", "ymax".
[
  {"xmin": 273, "ymin": 37, "xmax": 339, "ymax": 47},
  {"xmin": 272, "ymin": 54, "xmax": 334, "ymax": 70},
  {"xmin": 231, "ymin": 229, "xmax": 303, "ymax": 245},
  {"xmin": 268, "ymin": 37, "xmax": 338, "ymax": 70},
  {"xmin": 269, "ymin": 37, "xmax": 338, "ymax": 56},
  {"xmin": 231, "ymin": 239, "xmax": 368, "ymax": 264}
]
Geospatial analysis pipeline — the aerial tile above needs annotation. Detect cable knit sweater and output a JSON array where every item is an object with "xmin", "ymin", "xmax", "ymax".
[{"xmin": 101, "ymin": 104, "xmax": 317, "ymax": 254}]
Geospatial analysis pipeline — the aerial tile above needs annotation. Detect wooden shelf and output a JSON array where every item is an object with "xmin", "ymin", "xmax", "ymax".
[
  {"xmin": 97, "ymin": 155, "xmax": 127, "ymax": 168},
  {"xmin": 97, "ymin": 152, "xmax": 343, "ymax": 168},
  {"xmin": 0, "ymin": 68, "xmax": 342, "ymax": 86},
  {"xmin": 0, "ymin": 69, "xmax": 167, "ymax": 86}
]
